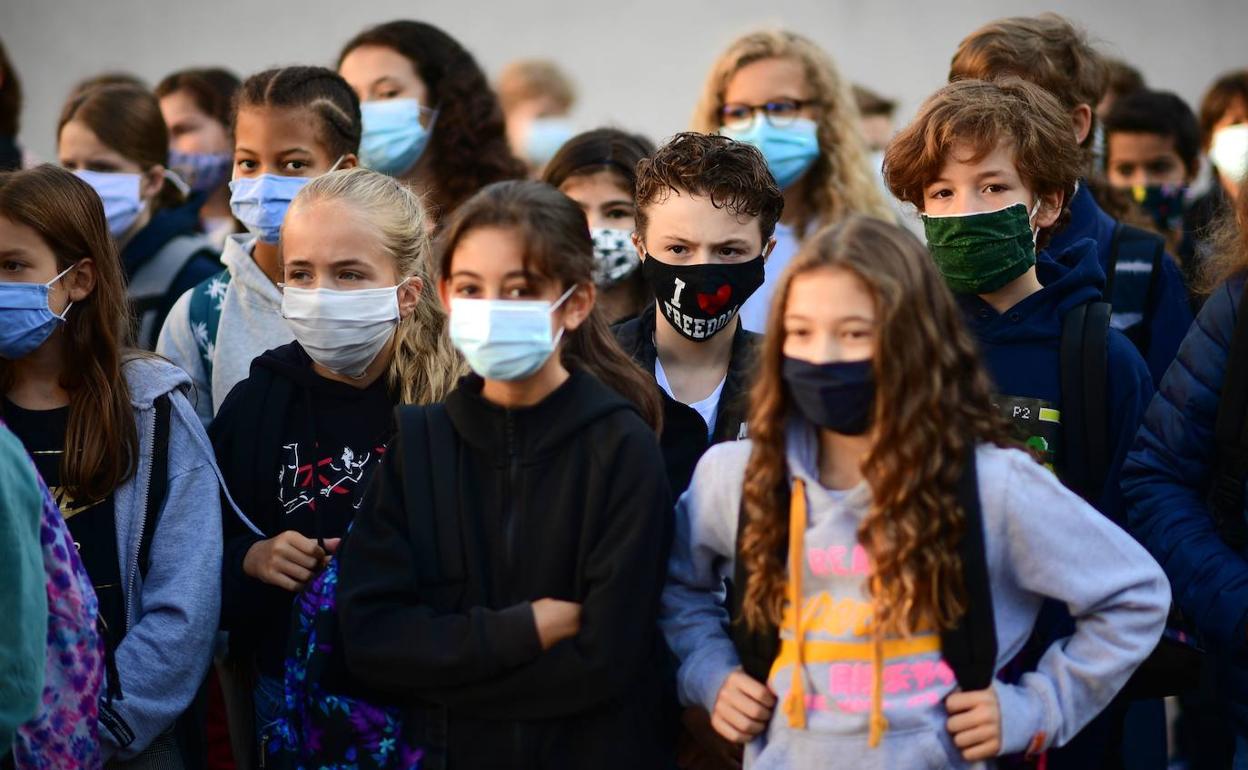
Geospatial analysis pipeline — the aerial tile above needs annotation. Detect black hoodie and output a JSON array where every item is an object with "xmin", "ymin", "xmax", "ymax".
[
  {"xmin": 211, "ymin": 342, "xmax": 395, "ymax": 677},
  {"xmin": 337, "ymin": 369, "xmax": 673, "ymax": 769}
]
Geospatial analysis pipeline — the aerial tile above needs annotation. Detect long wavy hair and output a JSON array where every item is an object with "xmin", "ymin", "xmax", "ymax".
[
  {"xmin": 284, "ymin": 167, "xmax": 464, "ymax": 404},
  {"xmin": 740, "ymin": 216, "xmax": 1012, "ymax": 636},
  {"xmin": 692, "ymin": 29, "xmax": 892, "ymax": 237},
  {"xmin": 339, "ymin": 21, "xmax": 526, "ymax": 222},
  {"xmin": 436, "ymin": 180, "xmax": 663, "ymax": 431},
  {"xmin": 0, "ymin": 165, "xmax": 138, "ymax": 502},
  {"xmin": 1201, "ymin": 175, "xmax": 1248, "ymax": 294}
]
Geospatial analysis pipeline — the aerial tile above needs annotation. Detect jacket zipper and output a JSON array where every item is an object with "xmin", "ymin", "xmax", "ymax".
[
  {"xmin": 504, "ymin": 411, "xmax": 520, "ymax": 580},
  {"xmin": 126, "ymin": 403, "xmax": 158, "ymax": 632}
]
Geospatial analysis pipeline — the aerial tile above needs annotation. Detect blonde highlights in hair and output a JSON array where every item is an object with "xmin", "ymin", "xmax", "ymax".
[
  {"xmin": 287, "ymin": 167, "xmax": 464, "ymax": 404},
  {"xmin": 692, "ymin": 29, "xmax": 893, "ymax": 235}
]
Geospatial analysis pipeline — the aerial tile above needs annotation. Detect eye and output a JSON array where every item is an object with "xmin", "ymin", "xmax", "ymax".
[
  {"xmin": 237, "ymin": 159, "xmax": 257, "ymax": 171},
  {"xmin": 504, "ymin": 284, "xmax": 535, "ymax": 299},
  {"xmin": 605, "ymin": 207, "xmax": 634, "ymax": 220},
  {"xmin": 983, "ymin": 183, "xmax": 1008, "ymax": 194},
  {"xmin": 451, "ymin": 283, "xmax": 479, "ymax": 297},
  {"xmin": 927, "ymin": 188, "xmax": 952, "ymax": 200},
  {"xmin": 785, "ymin": 326, "xmax": 810, "ymax": 339},
  {"xmin": 339, "ymin": 270, "xmax": 364, "ymax": 281},
  {"xmin": 284, "ymin": 160, "xmax": 309, "ymax": 172},
  {"xmin": 720, "ymin": 104, "xmax": 754, "ymax": 130},
  {"xmin": 718, "ymin": 247, "xmax": 743, "ymax": 258},
  {"xmin": 1, "ymin": 259, "xmax": 25, "ymax": 273},
  {"xmin": 667, "ymin": 245, "xmax": 688, "ymax": 255},
  {"xmin": 288, "ymin": 269, "xmax": 312, "ymax": 282},
  {"xmin": 378, "ymin": 89, "xmax": 401, "ymax": 99},
  {"xmin": 765, "ymin": 100, "xmax": 801, "ymax": 118}
]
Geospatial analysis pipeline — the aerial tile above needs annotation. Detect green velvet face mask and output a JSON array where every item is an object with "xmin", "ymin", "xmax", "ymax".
[{"xmin": 921, "ymin": 202, "xmax": 1039, "ymax": 295}]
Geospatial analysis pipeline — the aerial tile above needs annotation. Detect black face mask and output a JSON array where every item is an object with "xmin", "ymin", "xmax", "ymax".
[
  {"xmin": 782, "ymin": 357, "xmax": 875, "ymax": 435},
  {"xmin": 641, "ymin": 254, "xmax": 765, "ymax": 341}
]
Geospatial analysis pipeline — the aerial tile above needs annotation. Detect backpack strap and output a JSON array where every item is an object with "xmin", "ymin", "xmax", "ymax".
[
  {"xmin": 138, "ymin": 394, "xmax": 172, "ymax": 581},
  {"xmin": 188, "ymin": 269, "xmax": 230, "ymax": 382},
  {"xmin": 127, "ymin": 234, "xmax": 216, "ymax": 349},
  {"xmin": 1059, "ymin": 300, "xmax": 1112, "ymax": 505},
  {"xmin": 1106, "ymin": 223, "xmax": 1165, "ymax": 354},
  {"xmin": 939, "ymin": 451, "xmax": 998, "ymax": 691},
  {"xmin": 1210, "ymin": 281, "xmax": 1248, "ymax": 550},
  {"xmin": 730, "ymin": 485, "xmax": 784, "ymax": 684},
  {"xmin": 396, "ymin": 404, "xmax": 464, "ymax": 583}
]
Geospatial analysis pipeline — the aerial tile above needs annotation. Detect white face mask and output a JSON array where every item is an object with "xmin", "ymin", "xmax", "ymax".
[
  {"xmin": 1211, "ymin": 124, "xmax": 1248, "ymax": 184},
  {"xmin": 280, "ymin": 279, "xmax": 408, "ymax": 378},
  {"xmin": 448, "ymin": 286, "xmax": 576, "ymax": 382}
]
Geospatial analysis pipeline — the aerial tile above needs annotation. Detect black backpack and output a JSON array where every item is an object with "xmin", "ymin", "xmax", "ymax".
[
  {"xmin": 1105, "ymin": 222, "xmax": 1166, "ymax": 358},
  {"xmin": 728, "ymin": 452, "xmax": 998, "ymax": 693},
  {"xmin": 1059, "ymin": 301, "xmax": 1204, "ymax": 699}
]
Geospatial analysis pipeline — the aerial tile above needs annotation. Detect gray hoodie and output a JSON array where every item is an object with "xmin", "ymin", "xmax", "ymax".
[
  {"xmin": 659, "ymin": 422, "xmax": 1169, "ymax": 769},
  {"xmin": 95, "ymin": 356, "xmax": 227, "ymax": 761},
  {"xmin": 157, "ymin": 234, "xmax": 294, "ymax": 424}
]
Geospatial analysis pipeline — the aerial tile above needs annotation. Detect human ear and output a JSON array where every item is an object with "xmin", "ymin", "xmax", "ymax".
[
  {"xmin": 142, "ymin": 165, "xmax": 166, "ymax": 202},
  {"xmin": 1071, "ymin": 104, "xmax": 1094, "ymax": 146},
  {"xmin": 65, "ymin": 259, "xmax": 96, "ymax": 303},
  {"xmin": 1035, "ymin": 191, "xmax": 1064, "ymax": 230},
  {"xmin": 763, "ymin": 236, "xmax": 778, "ymax": 260},
  {"xmin": 561, "ymin": 283, "xmax": 596, "ymax": 332},
  {"xmin": 398, "ymin": 276, "xmax": 423, "ymax": 319},
  {"xmin": 631, "ymin": 231, "xmax": 647, "ymax": 262},
  {"xmin": 337, "ymin": 153, "xmax": 359, "ymax": 171}
]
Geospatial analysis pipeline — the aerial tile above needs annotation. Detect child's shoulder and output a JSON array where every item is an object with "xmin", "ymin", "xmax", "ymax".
[{"xmin": 690, "ymin": 439, "xmax": 754, "ymax": 494}]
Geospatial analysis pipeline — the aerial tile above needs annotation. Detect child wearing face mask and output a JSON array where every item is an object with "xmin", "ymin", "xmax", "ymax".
[
  {"xmin": 209, "ymin": 167, "xmax": 463, "ymax": 756},
  {"xmin": 692, "ymin": 29, "xmax": 894, "ymax": 333},
  {"xmin": 57, "ymin": 83, "xmax": 221, "ymax": 350},
  {"xmin": 335, "ymin": 180, "xmax": 672, "ymax": 768},
  {"xmin": 0, "ymin": 165, "xmax": 228, "ymax": 766},
  {"xmin": 885, "ymin": 78, "xmax": 1158, "ymax": 768},
  {"xmin": 542, "ymin": 128, "xmax": 654, "ymax": 324},
  {"xmin": 157, "ymin": 66, "xmax": 362, "ymax": 426},
  {"xmin": 659, "ymin": 215, "xmax": 1168, "ymax": 769},
  {"xmin": 615, "ymin": 132, "xmax": 780, "ymax": 500},
  {"xmin": 155, "ymin": 67, "xmax": 243, "ymax": 251},
  {"xmin": 338, "ymin": 20, "xmax": 525, "ymax": 224}
]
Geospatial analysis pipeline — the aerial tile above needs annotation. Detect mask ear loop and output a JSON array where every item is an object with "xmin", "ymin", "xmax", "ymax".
[
  {"xmin": 1029, "ymin": 199, "xmax": 1044, "ymax": 247},
  {"xmin": 46, "ymin": 262, "xmax": 80, "ymax": 320},
  {"xmin": 548, "ymin": 284, "xmax": 580, "ymax": 348}
]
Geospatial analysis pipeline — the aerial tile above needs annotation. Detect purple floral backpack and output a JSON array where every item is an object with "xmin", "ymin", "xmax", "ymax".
[
  {"xmin": 12, "ymin": 460, "xmax": 104, "ymax": 769},
  {"xmin": 263, "ymin": 542, "xmax": 424, "ymax": 769}
]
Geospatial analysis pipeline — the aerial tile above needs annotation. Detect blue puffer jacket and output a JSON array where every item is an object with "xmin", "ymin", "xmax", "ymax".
[{"xmin": 1122, "ymin": 274, "xmax": 1248, "ymax": 735}]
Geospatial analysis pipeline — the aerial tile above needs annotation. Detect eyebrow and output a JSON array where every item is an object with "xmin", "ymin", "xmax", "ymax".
[
  {"xmin": 286, "ymin": 258, "xmax": 372, "ymax": 270},
  {"xmin": 602, "ymin": 199, "xmax": 634, "ymax": 209},
  {"xmin": 369, "ymin": 76, "xmax": 401, "ymax": 89},
  {"xmin": 0, "ymin": 247, "xmax": 27, "ymax": 259},
  {"xmin": 277, "ymin": 147, "xmax": 313, "ymax": 158},
  {"xmin": 712, "ymin": 238, "xmax": 754, "ymax": 250},
  {"xmin": 448, "ymin": 269, "xmax": 532, "ymax": 281}
]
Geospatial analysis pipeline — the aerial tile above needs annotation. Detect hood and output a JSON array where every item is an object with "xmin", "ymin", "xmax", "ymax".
[
  {"xmin": 959, "ymin": 237, "xmax": 1105, "ymax": 346},
  {"xmin": 219, "ymin": 233, "xmax": 274, "ymax": 299},
  {"xmin": 123, "ymin": 354, "xmax": 193, "ymax": 407},
  {"xmin": 446, "ymin": 368, "xmax": 638, "ymax": 460},
  {"xmin": 1047, "ymin": 181, "xmax": 1116, "ymax": 264}
]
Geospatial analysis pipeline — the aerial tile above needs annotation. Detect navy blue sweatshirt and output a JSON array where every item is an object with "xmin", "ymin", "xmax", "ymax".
[
  {"xmin": 958, "ymin": 238, "xmax": 1154, "ymax": 526},
  {"xmin": 1047, "ymin": 182, "xmax": 1194, "ymax": 385}
]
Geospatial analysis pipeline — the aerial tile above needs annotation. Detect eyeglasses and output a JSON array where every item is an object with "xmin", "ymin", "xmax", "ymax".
[{"xmin": 719, "ymin": 99, "xmax": 819, "ymax": 131}]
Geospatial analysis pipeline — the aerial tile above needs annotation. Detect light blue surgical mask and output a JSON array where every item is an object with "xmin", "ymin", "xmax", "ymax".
[
  {"xmin": 721, "ymin": 117, "xmax": 820, "ymax": 190},
  {"xmin": 359, "ymin": 99, "xmax": 436, "ymax": 176},
  {"xmin": 449, "ymin": 286, "xmax": 576, "ymax": 381},
  {"xmin": 0, "ymin": 263, "xmax": 78, "ymax": 359},
  {"xmin": 75, "ymin": 169, "xmax": 144, "ymax": 237},
  {"xmin": 523, "ymin": 117, "xmax": 575, "ymax": 167},
  {"xmin": 228, "ymin": 157, "xmax": 343, "ymax": 244}
]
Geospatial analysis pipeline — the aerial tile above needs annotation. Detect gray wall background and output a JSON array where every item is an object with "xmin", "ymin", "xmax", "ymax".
[{"xmin": 3, "ymin": 0, "xmax": 1246, "ymax": 162}]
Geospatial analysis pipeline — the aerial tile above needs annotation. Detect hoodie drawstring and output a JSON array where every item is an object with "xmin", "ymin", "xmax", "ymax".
[
  {"xmin": 781, "ymin": 478, "xmax": 808, "ymax": 729},
  {"xmin": 779, "ymin": 477, "xmax": 890, "ymax": 747}
]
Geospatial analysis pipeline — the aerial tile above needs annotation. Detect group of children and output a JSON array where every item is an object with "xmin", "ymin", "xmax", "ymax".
[{"xmin": 1, "ymin": 10, "xmax": 1247, "ymax": 770}]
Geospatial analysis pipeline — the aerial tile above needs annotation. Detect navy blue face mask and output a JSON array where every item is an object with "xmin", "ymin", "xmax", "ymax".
[{"xmin": 782, "ymin": 356, "xmax": 875, "ymax": 435}]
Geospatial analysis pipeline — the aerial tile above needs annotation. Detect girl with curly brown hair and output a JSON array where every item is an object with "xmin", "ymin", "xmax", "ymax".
[
  {"xmin": 659, "ymin": 216, "xmax": 1169, "ymax": 769},
  {"xmin": 338, "ymin": 20, "xmax": 525, "ymax": 225}
]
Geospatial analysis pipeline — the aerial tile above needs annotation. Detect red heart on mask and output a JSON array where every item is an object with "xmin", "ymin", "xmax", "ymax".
[{"xmin": 697, "ymin": 284, "xmax": 733, "ymax": 315}]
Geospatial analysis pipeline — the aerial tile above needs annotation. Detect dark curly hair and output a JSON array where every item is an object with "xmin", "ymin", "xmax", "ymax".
[
  {"xmin": 339, "ymin": 21, "xmax": 525, "ymax": 221},
  {"xmin": 635, "ymin": 131, "xmax": 784, "ymax": 242}
]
